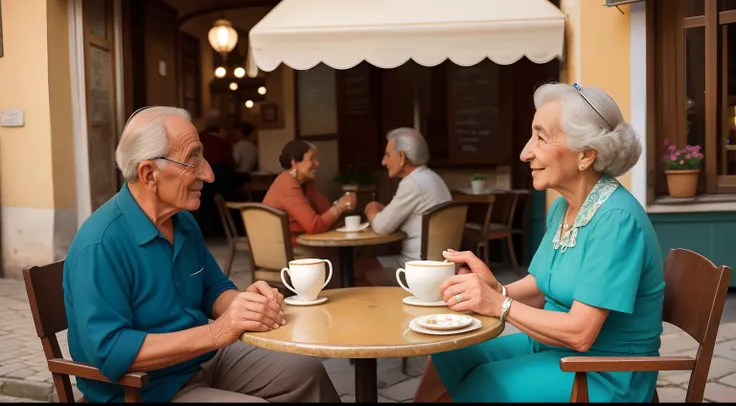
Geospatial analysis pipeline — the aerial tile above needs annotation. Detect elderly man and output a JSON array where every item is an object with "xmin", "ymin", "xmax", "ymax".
[
  {"xmin": 62, "ymin": 106, "xmax": 340, "ymax": 403},
  {"xmin": 361, "ymin": 128, "xmax": 452, "ymax": 278}
]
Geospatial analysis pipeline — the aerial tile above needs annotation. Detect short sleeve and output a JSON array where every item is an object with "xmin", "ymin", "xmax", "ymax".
[
  {"xmin": 201, "ymin": 248, "xmax": 238, "ymax": 318},
  {"xmin": 573, "ymin": 209, "xmax": 645, "ymax": 314},
  {"xmin": 65, "ymin": 244, "xmax": 147, "ymax": 381}
]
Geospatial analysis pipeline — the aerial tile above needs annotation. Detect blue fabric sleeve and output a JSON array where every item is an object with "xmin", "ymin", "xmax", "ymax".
[
  {"xmin": 66, "ymin": 244, "xmax": 147, "ymax": 382},
  {"xmin": 200, "ymin": 248, "xmax": 237, "ymax": 319},
  {"xmin": 573, "ymin": 209, "xmax": 645, "ymax": 314}
]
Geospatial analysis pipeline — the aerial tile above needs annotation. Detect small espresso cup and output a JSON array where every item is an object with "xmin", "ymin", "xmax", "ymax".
[
  {"xmin": 344, "ymin": 215, "xmax": 361, "ymax": 230},
  {"xmin": 396, "ymin": 260, "xmax": 455, "ymax": 303},
  {"xmin": 280, "ymin": 258, "xmax": 333, "ymax": 301}
]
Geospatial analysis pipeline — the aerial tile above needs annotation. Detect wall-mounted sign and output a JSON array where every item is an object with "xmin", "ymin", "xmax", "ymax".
[{"xmin": 1, "ymin": 109, "xmax": 25, "ymax": 127}]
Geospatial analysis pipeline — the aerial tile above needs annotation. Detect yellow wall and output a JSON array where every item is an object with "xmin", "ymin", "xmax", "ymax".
[
  {"xmin": 0, "ymin": 0, "xmax": 75, "ymax": 209},
  {"xmin": 548, "ymin": 0, "xmax": 632, "ymax": 210}
]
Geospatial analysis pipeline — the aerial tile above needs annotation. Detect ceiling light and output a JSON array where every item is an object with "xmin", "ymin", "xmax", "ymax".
[
  {"xmin": 229, "ymin": 82, "xmax": 238, "ymax": 91},
  {"xmin": 234, "ymin": 67, "xmax": 245, "ymax": 78},
  {"xmin": 215, "ymin": 67, "xmax": 226, "ymax": 78},
  {"xmin": 257, "ymin": 86, "xmax": 267, "ymax": 95},
  {"xmin": 208, "ymin": 19, "xmax": 238, "ymax": 56},
  {"xmin": 245, "ymin": 100, "xmax": 254, "ymax": 108}
]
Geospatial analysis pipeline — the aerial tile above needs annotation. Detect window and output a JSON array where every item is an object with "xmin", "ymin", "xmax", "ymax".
[{"xmin": 649, "ymin": 0, "xmax": 736, "ymax": 198}]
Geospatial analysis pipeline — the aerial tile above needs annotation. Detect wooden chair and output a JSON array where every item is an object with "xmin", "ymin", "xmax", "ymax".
[
  {"xmin": 459, "ymin": 191, "xmax": 520, "ymax": 270},
  {"xmin": 22, "ymin": 261, "xmax": 149, "ymax": 403},
  {"xmin": 213, "ymin": 194, "xmax": 250, "ymax": 277},
  {"xmin": 239, "ymin": 203, "xmax": 293, "ymax": 291},
  {"xmin": 509, "ymin": 190, "xmax": 532, "ymax": 267},
  {"xmin": 561, "ymin": 248, "xmax": 732, "ymax": 403}
]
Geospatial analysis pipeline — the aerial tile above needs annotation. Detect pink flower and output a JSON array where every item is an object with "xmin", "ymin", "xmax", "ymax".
[
  {"xmin": 680, "ymin": 160, "xmax": 685, "ymax": 165},
  {"xmin": 668, "ymin": 145, "xmax": 676, "ymax": 151},
  {"xmin": 670, "ymin": 154, "xmax": 676, "ymax": 160},
  {"xmin": 664, "ymin": 139, "xmax": 669, "ymax": 146},
  {"xmin": 675, "ymin": 151, "xmax": 681, "ymax": 156},
  {"xmin": 686, "ymin": 154, "xmax": 691, "ymax": 159}
]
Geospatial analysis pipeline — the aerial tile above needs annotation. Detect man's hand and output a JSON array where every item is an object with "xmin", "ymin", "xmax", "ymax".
[
  {"xmin": 246, "ymin": 280, "xmax": 284, "ymax": 309},
  {"xmin": 209, "ymin": 291, "xmax": 286, "ymax": 348},
  {"xmin": 364, "ymin": 201, "xmax": 385, "ymax": 222}
]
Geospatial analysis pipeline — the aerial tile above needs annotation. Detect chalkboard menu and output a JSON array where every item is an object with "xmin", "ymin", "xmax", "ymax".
[
  {"xmin": 447, "ymin": 60, "xmax": 501, "ymax": 156},
  {"xmin": 342, "ymin": 63, "xmax": 371, "ymax": 116},
  {"xmin": 296, "ymin": 64, "xmax": 338, "ymax": 137}
]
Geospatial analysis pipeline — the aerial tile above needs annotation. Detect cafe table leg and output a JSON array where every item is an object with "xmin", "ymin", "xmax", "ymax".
[
  {"xmin": 340, "ymin": 247, "xmax": 355, "ymax": 288},
  {"xmin": 354, "ymin": 358, "xmax": 378, "ymax": 403}
]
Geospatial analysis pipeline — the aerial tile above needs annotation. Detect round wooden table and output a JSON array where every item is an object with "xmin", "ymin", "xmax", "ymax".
[
  {"xmin": 240, "ymin": 287, "xmax": 504, "ymax": 403},
  {"xmin": 296, "ymin": 228, "xmax": 406, "ymax": 288}
]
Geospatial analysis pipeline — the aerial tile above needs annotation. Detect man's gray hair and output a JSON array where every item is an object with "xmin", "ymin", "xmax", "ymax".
[
  {"xmin": 533, "ymin": 83, "xmax": 641, "ymax": 177},
  {"xmin": 386, "ymin": 127, "xmax": 430, "ymax": 166},
  {"xmin": 115, "ymin": 106, "xmax": 191, "ymax": 182}
]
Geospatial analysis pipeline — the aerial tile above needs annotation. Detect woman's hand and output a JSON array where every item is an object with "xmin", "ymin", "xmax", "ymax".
[
  {"xmin": 440, "ymin": 273, "xmax": 504, "ymax": 317},
  {"xmin": 442, "ymin": 249, "xmax": 502, "ymax": 294},
  {"xmin": 336, "ymin": 192, "xmax": 357, "ymax": 213}
]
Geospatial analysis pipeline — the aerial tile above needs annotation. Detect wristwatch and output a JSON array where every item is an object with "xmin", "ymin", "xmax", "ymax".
[{"xmin": 500, "ymin": 297, "xmax": 513, "ymax": 323}]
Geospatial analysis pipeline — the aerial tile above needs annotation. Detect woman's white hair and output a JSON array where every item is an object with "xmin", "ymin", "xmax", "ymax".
[
  {"xmin": 534, "ymin": 83, "xmax": 641, "ymax": 177},
  {"xmin": 386, "ymin": 127, "xmax": 430, "ymax": 166},
  {"xmin": 115, "ymin": 106, "xmax": 191, "ymax": 181}
]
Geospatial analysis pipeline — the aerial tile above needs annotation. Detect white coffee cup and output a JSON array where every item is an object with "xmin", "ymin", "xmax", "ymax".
[
  {"xmin": 281, "ymin": 258, "xmax": 333, "ymax": 301},
  {"xmin": 396, "ymin": 260, "xmax": 455, "ymax": 303},
  {"xmin": 344, "ymin": 215, "xmax": 361, "ymax": 230}
]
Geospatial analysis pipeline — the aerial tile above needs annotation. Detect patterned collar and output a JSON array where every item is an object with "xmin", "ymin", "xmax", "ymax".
[{"xmin": 552, "ymin": 174, "xmax": 620, "ymax": 253}]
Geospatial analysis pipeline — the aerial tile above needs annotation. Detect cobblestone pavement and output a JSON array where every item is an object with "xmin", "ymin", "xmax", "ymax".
[{"xmin": 1, "ymin": 240, "xmax": 736, "ymax": 402}]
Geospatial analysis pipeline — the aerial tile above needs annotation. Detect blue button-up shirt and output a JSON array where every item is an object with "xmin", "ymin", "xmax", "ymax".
[{"xmin": 63, "ymin": 184, "xmax": 237, "ymax": 402}]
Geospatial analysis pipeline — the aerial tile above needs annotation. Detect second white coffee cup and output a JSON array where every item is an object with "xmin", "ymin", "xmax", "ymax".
[
  {"xmin": 281, "ymin": 258, "xmax": 333, "ymax": 301},
  {"xmin": 396, "ymin": 260, "xmax": 455, "ymax": 303}
]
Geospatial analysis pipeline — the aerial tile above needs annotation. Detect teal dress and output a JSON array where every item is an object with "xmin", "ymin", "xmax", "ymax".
[{"xmin": 431, "ymin": 175, "xmax": 665, "ymax": 402}]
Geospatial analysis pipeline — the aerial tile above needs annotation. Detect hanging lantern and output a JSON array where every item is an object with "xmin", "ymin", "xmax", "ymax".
[{"xmin": 208, "ymin": 19, "xmax": 238, "ymax": 56}]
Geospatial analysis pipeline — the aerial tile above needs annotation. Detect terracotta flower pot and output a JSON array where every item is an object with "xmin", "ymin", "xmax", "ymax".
[{"xmin": 664, "ymin": 169, "xmax": 700, "ymax": 198}]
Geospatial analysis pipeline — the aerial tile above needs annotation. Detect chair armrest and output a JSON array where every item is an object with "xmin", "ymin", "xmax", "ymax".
[
  {"xmin": 560, "ymin": 356, "xmax": 695, "ymax": 373},
  {"xmin": 47, "ymin": 359, "xmax": 149, "ymax": 388}
]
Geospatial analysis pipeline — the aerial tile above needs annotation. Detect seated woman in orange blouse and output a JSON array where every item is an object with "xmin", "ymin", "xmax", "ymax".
[{"xmin": 263, "ymin": 140, "xmax": 356, "ymax": 287}]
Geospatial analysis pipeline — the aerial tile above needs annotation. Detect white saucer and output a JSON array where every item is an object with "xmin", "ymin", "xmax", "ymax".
[
  {"xmin": 402, "ymin": 296, "xmax": 447, "ymax": 307},
  {"xmin": 416, "ymin": 314, "xmax": 474, "ymax": 331},
  {"xmin": 409, "ymin": 316, "xmax": 482, "ymax": 336},
  {"xmin": 284, "ymin": 296, "xmax": 328, "ymax": 306},
  {"xmin": 336, "ymin": 222, "xmax": 370, "ymax": 233}
]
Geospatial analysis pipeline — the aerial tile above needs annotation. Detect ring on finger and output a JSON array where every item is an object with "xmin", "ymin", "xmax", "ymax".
[{"xmin": 454, "ymin": 293, "xmax": 463, "ymax": 304}]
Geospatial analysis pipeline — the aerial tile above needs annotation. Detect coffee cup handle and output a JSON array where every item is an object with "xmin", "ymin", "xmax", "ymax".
[
  {"xmin": 280, "ymin": 268, "xmax": 298, "ymax": 295},
  {"xmin": 321, "ymin": 260, "xmax": 333, "ymax": 290},
  {"xmin": 395, "ymin": 268, "xmax": 412, "ymax": 295}
]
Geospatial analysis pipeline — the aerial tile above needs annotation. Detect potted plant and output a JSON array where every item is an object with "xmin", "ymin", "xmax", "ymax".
[
  {"xmin": 470, "ymin": 173, "xmax": 487, "ymax": 195},
  {"xmin": 334, "ymin": 166, "xmax": 379, "ymax": 192},
  {"xmin": 662, "ymin": 139, "xmax": 703, "ymax": 198}
]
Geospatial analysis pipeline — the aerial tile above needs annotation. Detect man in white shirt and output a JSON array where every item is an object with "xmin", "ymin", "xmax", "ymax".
[{"xmin": 364, "ymin": 128, "xmax": 452, "ymax": 271}]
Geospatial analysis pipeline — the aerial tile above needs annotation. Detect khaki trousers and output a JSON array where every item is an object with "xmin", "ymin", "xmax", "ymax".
[{"xmin": 171, "ymin": 340, "xmax": 340, "ymax": 403}]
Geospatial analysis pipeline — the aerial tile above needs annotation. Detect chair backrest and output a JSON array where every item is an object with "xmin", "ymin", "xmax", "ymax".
[
  {"xmin": 23, "ymin": 261, "xmax": 77, "ymax": 402},
  {"xmin": 213, "ymin": 194, "xmax": 239, "ymax": 242},
  {"xmin": 510, "ymin": 189, "xmax": 531, "ymax": 231},
  {"xmin": 662, "ymin": 248, "xmax": 732, "ymax": 402},
  {"xmin": 240, "ymin": 203, "xmax": 294, "ymax": 271},
  {"xmin": 489, "ymin": 191, "xmax": 519, "ymax": 229},
  {"xmin": 420, "ymin": 201, "xmax": 469, "ymax": 261}
]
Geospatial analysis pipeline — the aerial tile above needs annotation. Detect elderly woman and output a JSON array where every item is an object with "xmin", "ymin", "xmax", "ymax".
[
  {"xmin": 413, "ymin": 83, "xmax": 665, "ymax": 403},
  {"xmin": 363, "ymin": 128, "xmax": 451, "ymax": 272},
  {"xmin": 262, "ymin": 140, "xmax": 356, "ymax": 287}
]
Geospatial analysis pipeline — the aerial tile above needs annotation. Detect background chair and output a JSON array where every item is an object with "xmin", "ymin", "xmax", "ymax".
[
  {"xmin": 239, "ymin": 203, "xmax": 293, "ymax": 292},
  {"xmin": 23, "ymin": 262, "xmax": 149, "ymax": 403},
  {"xmin": 560, "ymin": 248, "xmax": 732, "ymax": 402},
  {"xmin": 213, "ymin": 194, "xmax": 250, "ymax": 277},
  {"xmin": 509, "ymin": 189, "xmax": 532, "ymax": 268},
  {"xmin": 462, "ymin": 191, "xmax": 519, "ymax": 271}
]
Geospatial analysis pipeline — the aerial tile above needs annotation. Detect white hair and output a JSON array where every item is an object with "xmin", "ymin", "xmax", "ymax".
[
  {"xmin": 115, "ymin": 106, "xmax": 191, "ymax": 181},
  {"xmin": 386, "ymin": 127, "xmax": 430, "ymax": 166},
  {"xmin": 534, "ymin": 83, "xmax": 641, "ymax": 177}
]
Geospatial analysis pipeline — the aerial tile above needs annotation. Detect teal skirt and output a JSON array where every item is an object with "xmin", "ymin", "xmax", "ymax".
[{"xmin": 431, "ymin": 333, "xmax": 658, "ymax": 402}]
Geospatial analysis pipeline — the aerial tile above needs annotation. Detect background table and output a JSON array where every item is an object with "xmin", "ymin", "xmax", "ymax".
[
  {"xmin": 240, "ymin": 287, "xmax": 504, "ymax": 403},
  {"xmin": 296, "ymin": 228, "xmax": 406, "ymax": 288}
]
